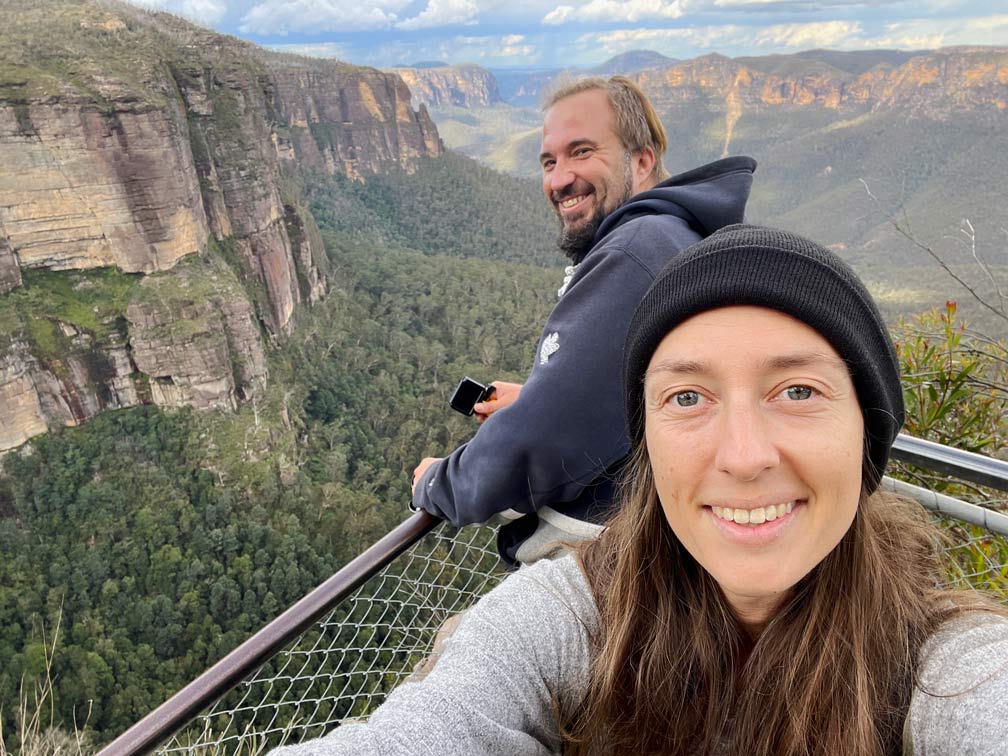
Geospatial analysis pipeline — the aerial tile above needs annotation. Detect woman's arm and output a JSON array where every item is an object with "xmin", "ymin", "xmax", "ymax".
[
  {"xmin": 907, "ymin": 613, "xmax": 1008, "ymax": 755},
  {"xmin": 268, "ymin": 555, "xmax": 597, "ymax": 756}
]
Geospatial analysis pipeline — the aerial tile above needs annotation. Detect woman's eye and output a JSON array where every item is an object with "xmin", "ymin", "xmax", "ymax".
[
  {"xmin": 782, "ymin": 385, "xmax": 815, "ymax": 401},
  {"xmin": 672, "ymin": 391, "xmax": 700, "ymax": 407}
]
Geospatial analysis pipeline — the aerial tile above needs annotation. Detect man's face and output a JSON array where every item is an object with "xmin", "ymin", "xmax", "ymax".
[{"xmin": 540, "ymin": 89, "xmax": 640, "ymax": 263}]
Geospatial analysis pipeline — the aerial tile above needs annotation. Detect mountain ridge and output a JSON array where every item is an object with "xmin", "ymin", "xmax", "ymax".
[{"xmin": 0, "ymin": 0, "xmax": 444, "ymax": 452}]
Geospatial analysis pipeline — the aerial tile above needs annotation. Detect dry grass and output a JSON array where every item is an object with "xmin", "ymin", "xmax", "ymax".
[{"xmin": 0, "ymin": 610, "xmax": 90, "ymax": 756}]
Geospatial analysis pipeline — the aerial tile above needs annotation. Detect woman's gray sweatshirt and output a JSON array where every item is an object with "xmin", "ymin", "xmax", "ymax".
[{"xmin": 270, "ymin": 555, "xmax": 1008, "ymax": 756}]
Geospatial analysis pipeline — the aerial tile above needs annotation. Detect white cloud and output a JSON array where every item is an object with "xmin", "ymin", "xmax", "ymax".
[
  {"xmin": 584, "ymin": 25, "xmax": 748, "ymax": 54},
  {"xmin": 753, "ymin": 20, "xmax": 862, "ymax": 48},
  {"xmin": 179, "ymin": 0, "xmax": 228, "ymax": 24},
  {"xmin": 862, "ymin": 14, "xmax": 1008, "ymax": 49},
  {"xmin": 371, "ymin": 33, "xmax": 539, "ymax": 64},
  {"xmin": 397, "ymin": 0, "xmax": 479, "ymax": 30},
  {"xmin": 239, "ymin": 0, "xmax": 411, "ymax": 34},
  {"xmin": 124, "ymin": 0, "xmax": 227, "ymax": 25},
  {"xmin": 543, "ymin": 0, "xmax": 683, "ymax": 25},
  {"xmin": 543, "ymin": 4, "xmax": 575, "ymax": 24},
  {"xmin": 579, "ymin": 12, "xmax": 1008, "ymax": 61},
  {"xmin": 586, "ymin": 19, "xmax": 859, "ymax": 55},
  {"xmin": 451, "ymin": 33, "xmax": 537, "ymax": 59}
]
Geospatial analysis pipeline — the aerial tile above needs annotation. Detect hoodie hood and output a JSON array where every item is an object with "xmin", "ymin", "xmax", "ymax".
[{"xmin": 593, "ymin": 156, "xmax": 757, "ymax": 245}]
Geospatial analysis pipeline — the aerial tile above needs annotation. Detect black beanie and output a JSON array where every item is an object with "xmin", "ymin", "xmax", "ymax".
[{"xmin": 623, "ymin": 224, "xmax": 904, "ymax": 491}]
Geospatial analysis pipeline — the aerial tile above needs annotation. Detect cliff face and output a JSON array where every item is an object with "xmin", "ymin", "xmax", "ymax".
[
  {"xmin": 0, "ymin": 93, "xmax": 208, "ymax": 275},
  {"xmin": 0, "ymin": 329, "xmax": 139, "ymax": 452},
  {"xmin": 126, "ymin": 263, "xmax": 268, "ymax": 412},
  {"xmin": 272, "ymin": 65, "xmax": 443, "ymax": 178},
  {"xmin": 0, "ymin": 234, "xmax": 20, "ymax": 294},
  {"xmin": 0, "ymin": 0, "xmax": 444, "ymax": 452},
  {"xmin": 391, "ymin": 64, "xmax": 502, "ymax": 108},
  {"xmin": 634, "ymin": 48, "xmax": 1008, "ymax": 116}
]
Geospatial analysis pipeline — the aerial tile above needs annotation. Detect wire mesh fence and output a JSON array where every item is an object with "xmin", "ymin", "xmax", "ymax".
[
  {"xmin": 157, "ymin": 523, "xmax": 505, "ymax": 755},
  {"xmin": 155, "ymin": 493, "xmax": 1008, "ymax": 755}
]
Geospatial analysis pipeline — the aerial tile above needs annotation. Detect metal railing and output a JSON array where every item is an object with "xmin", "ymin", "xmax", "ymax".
[{"xmin": 98, "ymin": 433, "xmax": 1008, "ymax": 756}]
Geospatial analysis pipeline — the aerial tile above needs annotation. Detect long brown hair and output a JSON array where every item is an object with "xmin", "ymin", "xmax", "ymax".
[{"xmin": 563, "ymin": 442, "xmax": 997, "ymax": 756}]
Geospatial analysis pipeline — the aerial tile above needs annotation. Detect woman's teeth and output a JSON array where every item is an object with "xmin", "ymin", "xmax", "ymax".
[{"xmin": 712, "ymin": 502, "xmax": 794, "ymax": 526}]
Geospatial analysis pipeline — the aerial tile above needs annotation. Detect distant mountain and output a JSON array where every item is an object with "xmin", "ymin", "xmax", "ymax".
[
  {"xmin": 390, "ymin": 62, "xmax": 502, "ymax": 107},
  {"xmin": 794, "ymin": 48, "xmax": 921, "ymax": 74},
  {"xmin": 587, "ymin": 50, "xmax": 679, "ymax": 74},
  {"xmin": 490, "ymin": 50, "xmax": 680, "ymax": 106},
  {"xmin": 491, "ymin": 66, "xmax": 561, "ymax": 105}
]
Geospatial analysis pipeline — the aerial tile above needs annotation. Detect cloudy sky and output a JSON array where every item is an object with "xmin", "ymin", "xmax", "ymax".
[{"xmin": 131, "ymin": 0, "xmax": 1008, "ymax": 69}]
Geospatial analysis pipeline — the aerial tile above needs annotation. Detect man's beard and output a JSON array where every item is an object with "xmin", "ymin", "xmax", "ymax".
[
  {"xmin": 556, "ymin": 202, "xmax": 608, "ymax": 264},
  {"xmin": 555, "ymin": 156, "xmax": 635, "ymax": 264}
]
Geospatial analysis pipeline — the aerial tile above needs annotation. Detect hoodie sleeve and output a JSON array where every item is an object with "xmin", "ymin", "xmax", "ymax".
[{"xmin": 413, "ymin": 217, "xmax": 699, "ymax": 526}]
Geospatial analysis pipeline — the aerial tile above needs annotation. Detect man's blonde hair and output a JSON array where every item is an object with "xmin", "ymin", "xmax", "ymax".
[{"xmin": 543, "ymin": 75, "xmax": 670, "ymax": 182}]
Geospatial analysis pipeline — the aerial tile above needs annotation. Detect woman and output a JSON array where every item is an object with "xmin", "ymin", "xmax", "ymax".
[{"xmin": 274, "ymin": 226, "xmax": 1008, "ymax": 756}]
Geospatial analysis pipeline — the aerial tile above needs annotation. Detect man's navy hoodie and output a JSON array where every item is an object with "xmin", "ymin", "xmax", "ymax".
[{"xmin": 413, "ymin": 157, "xmax": 757, "ymax": 563}]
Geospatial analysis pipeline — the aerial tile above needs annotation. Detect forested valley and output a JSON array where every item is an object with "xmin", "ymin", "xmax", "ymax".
[{"xmin": 0, "ymin": 153, "xmax": 563, "ymax": 746}]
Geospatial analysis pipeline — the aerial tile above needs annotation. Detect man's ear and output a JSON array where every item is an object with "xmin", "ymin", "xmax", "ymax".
[{"xmin": 632, "ymin": 147, "xmax": 657, "ymax": 192}]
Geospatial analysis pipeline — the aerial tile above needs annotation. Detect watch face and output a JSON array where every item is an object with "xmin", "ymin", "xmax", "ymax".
[{"xmin": 450, "ymin": 377, "xmax": 488, "ymax": 416}]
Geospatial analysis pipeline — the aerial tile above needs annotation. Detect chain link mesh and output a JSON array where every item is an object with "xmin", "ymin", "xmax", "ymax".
[
  {"xmin": 157, "ymin": 524, "xmax": 505, "ymax": 755},
  {"xmin": 157, "ymin": 506, "xmax": 1008, "ymax": 755}
]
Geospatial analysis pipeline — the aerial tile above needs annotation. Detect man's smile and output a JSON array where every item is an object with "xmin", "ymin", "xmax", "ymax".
[{"xmin": 553, "ymin": 189, "xmax": 595, "ymax": 219}]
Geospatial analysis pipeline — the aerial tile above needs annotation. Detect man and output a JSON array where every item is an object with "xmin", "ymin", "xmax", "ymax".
[{"xmin": 411, "ymin": 76, "xmax": 756, "ymax": 564}]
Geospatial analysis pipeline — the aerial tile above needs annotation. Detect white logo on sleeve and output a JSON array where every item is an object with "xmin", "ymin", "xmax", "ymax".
[{"xmin": 540, "ymin": 332, "xmax": 560, "ymax": 365}]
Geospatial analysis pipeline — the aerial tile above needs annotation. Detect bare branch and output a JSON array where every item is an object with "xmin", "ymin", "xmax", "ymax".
[
  {"xmin": 859, "ymin": 179, "xmax": 1007, "ymax": 324},
  {"xmin": 961, "ymin": 218, "xmax": 1008, "ymax": 311}
]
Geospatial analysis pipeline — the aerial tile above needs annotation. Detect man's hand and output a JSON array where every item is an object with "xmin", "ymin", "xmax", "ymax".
[
  {"xmin": 474, "ymin": 381, "xmax": 523, "ymax": 424},
  {"xmin": 412, "ymin": 456, "xmax": 442, "ymax": 494}
]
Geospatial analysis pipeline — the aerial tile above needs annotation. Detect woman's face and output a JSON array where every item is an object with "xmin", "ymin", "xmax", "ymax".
[{"xmin": 643, "ymin": 306, "xmax": 864, "ymax": 628}]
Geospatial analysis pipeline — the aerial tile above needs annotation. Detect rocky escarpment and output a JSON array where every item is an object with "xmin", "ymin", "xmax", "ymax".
[
  {"xmin": 0, "ymin": 256, "xmax": 267, "ymax": 451},
  {"xmin": 391, "ymin": 64, "xmax": 502, "ymax": 108},
  {"xmin": 272, "ymin": 62, "xmax": 443, "ymax": 178},
  {"xmin": 634, "ymin": 48, "xmax": 1008, "ymax": 117},
  {"xmin": 0, "ymin": 0, "xmax": 445, "ymax": 452},
  {"xmin": 126, "ymin": 263, "xmax": 268, "ymax": 412},
  {"xmin": 0, "ymin": 91, "xmax": 207, "ymax": 276},
  {"xmin": 0, "ymin": 329, "xmax": 139, "ymax": 452}
]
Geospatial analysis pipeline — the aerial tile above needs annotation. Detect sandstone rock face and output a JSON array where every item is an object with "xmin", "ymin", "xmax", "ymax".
[
  {"xmin": 0, "ymin": 331, "xmax": 139, "ymax": 451},
  {"xmin": 0, "ymin": 95, "xmax": 209, "ymax": 274},
  {"xmin": 270, "ymin": 64, "xmax": 444, "ymax": 180},
  {"xmin": 0, "ymin": 0, "xmax": 446, "ymax": 450},
  {"xmin": 392, "ymin": 64, "xmax": 501, "ymax": 109},
  {"xmin": 127, "ymin": 267, "xmax": 267, "ymax": 412},
  {"xmin": 0, "ymin": 260, "xmax": 268, "ymax": 452},
  {"xmin": 0, "ymin": 343, "xmax": 52, "ymax": 450},
  {"xmin": 634, "ymin": 48, "xmax": 1008, "ymax": 117}
]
